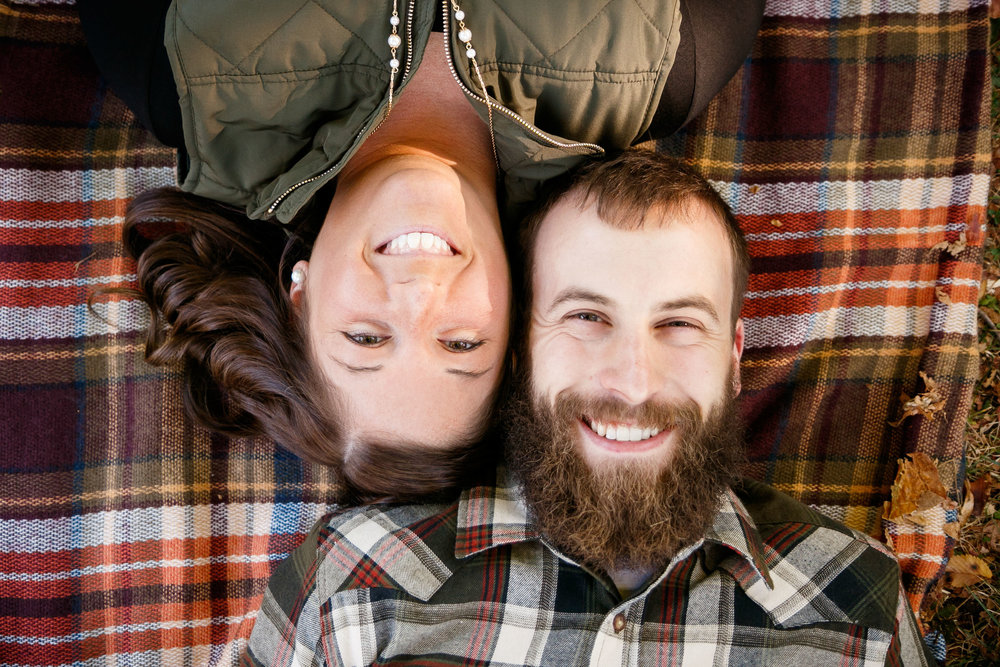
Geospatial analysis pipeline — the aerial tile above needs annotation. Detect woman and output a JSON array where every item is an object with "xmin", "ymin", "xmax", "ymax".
[{"xmin": 80, "ymin": 0, "xmax": 765, "ymax": 501}]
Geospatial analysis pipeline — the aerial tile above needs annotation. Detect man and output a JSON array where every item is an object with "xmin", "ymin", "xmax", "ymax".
[{"xmin": 244, "ymin": 151, "xmax": 932, "ymax": 666}]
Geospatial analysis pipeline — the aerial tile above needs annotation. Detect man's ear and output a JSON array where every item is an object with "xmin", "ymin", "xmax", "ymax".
[
  {"xmin": 731, "ymin": 318, "xmax": 745, "ymax": 395},
  {"xmin": 289, "ymin": 260, "xmax": 308, "ymax": 311}
]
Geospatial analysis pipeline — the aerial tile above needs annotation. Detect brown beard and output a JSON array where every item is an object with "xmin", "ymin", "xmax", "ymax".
[{"xmin": 504, "ymin": 372, "xmax": 744, "ymax": 575}]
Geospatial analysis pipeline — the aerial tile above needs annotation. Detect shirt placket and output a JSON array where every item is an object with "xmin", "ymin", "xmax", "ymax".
[{"xmin": 589, "ymin": 601, "xmax": 638, "ymax": 666}]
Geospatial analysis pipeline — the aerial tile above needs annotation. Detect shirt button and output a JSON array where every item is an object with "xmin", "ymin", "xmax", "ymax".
[{"xmin": 612, "ymin": 613, "xmax": 626, "ymax": 634}]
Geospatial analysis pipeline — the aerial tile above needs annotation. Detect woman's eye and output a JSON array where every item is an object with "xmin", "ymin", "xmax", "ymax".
[
  {"xmin": 344, "ymin": 332, "xmax": 388, "ymax": 347},
  {"xmin": 571, "ymin": 312, "xmax": 604, "ymax": 323},
  {"xmin": 443, "ymin": 339, "xmax": 483, "ymax": 352}
]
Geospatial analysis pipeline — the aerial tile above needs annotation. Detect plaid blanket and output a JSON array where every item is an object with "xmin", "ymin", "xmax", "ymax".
[{"xmin": 0, "ymin": 0, "xmax": 988, "ymax": 664}]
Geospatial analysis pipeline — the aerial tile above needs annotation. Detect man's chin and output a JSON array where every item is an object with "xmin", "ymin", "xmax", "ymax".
[{"xmin": 503, "ymin": 379, "xmax": 745, "ymax": 575}]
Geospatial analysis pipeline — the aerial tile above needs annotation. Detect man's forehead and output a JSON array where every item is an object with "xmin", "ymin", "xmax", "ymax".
[
  {"xmin": 538, "ymin": 195, "xmax": 725, "ymax": 241},
  {"xmin": 531, "ymin": 198, "xmax": 737, "ymax": 320},
  {"xmin": 534, "ymin": 197, "xmax": 732, "ymax": 265}
]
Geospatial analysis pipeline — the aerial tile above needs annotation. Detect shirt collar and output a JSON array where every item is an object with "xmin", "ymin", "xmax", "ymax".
[{"xmin": 454, "ymin": 468, "xmax": 774, "ymax": 591}]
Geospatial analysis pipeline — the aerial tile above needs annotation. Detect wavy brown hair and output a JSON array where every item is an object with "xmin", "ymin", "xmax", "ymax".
[{"xmin": 122, "ymin": 187, "xmax": 497, "ymax": 503}]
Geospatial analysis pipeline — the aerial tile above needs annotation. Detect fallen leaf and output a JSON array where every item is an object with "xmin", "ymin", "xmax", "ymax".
[
  {"xmin": 770, "ymin": 219, "xmax": 783, "ymax": 228},
  {"xmin": 944, "ymin": 522, "xmax": 961, "ymax": 540},
  {"xmin": 931, "ymin": 232, "xmax": 968, "ymax": 257},
  {"xmin": 944, "ymin": 554, "xmax": 993, "ymax": 589},
  {"xmin": 883, "ymin": 452, "xmax": 951, "ymax": 521},
  {"xmin": 935, "ymin": 286, "xmax": 952, "ymax": 304},
  {"xmin": 959, "ymin": 480, "xmax": 976, "ymax": 526},
  {"xmin": 968, "ymin": 474, "xmax": 993, "ymax": 516},
  {"xmin": 748, "ymin": 184, "xmax": 760, "ymax": 194},
  {"xmin": 987, "ymin": 523, "xmax": 1000, "ymax": 551},
  {"xmin": 889, "ymin": 372, "xmax": 946, "ymax": 426}
]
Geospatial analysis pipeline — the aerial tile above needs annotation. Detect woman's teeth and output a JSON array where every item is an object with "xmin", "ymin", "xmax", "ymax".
[
  {"xmin": 382, "ymin": 232, "xmax": 453, "ymax": 255},
  {"xmin": 587, "ymin": 420, "xmax": 661, "ymax": 442}
]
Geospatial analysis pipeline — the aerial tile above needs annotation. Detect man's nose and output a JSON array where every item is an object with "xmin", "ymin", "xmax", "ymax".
[{"xmin": 597, "ymin": 334, "xmax": 662, "ymax": 405}]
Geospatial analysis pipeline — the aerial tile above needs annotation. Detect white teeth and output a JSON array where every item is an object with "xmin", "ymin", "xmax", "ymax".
[
  {"xmin": 382, "ymin": 232, "xmax": 453, "ymax": 255},
  {"xmin": 587, "ymin": 420, "xmax": 661, "ymax": 443}
]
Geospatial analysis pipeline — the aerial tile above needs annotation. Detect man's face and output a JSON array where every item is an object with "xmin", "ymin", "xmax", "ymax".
[
  {"xmin": 528, "ymin": 196, "xmax": 744, "ymax": 471},
  {"xmin": 505, "ymin": 195, "xmax": 746, "ymax": 574}
]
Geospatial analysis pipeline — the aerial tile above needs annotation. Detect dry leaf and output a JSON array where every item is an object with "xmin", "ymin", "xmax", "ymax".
[
  {"xmin": 988, "ymin": 523, "xmax": 1000, "ymax": 552},
  {"xmin": 935, "ymin": 286, "xmax": 952, "ymax": 304},
  {"xmin": 944, "ymin": 522, "xmax": 961, "ymax": 540},
  {"xmin": 945, "ymin": 555, "xmax": 993, "ymax": 589},
  {"xmin": 883, "ymin": 452, "xmax": 950, "ymax": 521},
  {"xmin": 968, "ymin": 474, "xmax": 993, "ymax": 516},
  {"xmin": 959, "ymin": 480, "xmax": 976, "ymax": 526},
  {"xmin": 889, "ymin": 372, "xmax": 946, "ymax": 426},
  {"xmin": 748, "ymin": 184, "xmax": 760, "ymax": 194},
  {"xmin": 931, "ymin": 231, "xmax": 968, "ymax": 257},
  {"xmin": 770, "ymin": 219, "xmax": 783, "ymax": 228}
]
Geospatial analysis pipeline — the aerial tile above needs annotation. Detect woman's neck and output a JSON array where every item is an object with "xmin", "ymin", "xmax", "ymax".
[{"xmin": 341, "ymin": 34, "xmax": 496, "ymax": 198}]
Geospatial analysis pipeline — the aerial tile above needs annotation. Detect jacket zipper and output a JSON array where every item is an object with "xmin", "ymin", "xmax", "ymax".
[
  {"xmin": 267, "ymin": 0, "xmax": 602, "ymax": 217},
  {"xmin": 439, "ymin": 0, "xmax": 603, "ymax": 153},
  {"xmin": 266, "ymin": 0, "xmax": 416, "ymax": 216}
]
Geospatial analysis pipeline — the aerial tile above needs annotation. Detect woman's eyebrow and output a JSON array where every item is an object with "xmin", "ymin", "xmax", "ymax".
[
  {"xmin": 329, "ymin": 355, "xmax": 382, "ymax": 373},
  {"xmin": 446, "ymin": 366, "xmax": 494, "ymax": 379}
]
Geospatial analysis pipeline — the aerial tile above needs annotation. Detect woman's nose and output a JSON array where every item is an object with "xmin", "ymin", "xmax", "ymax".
[
  {"xmin": 375, "ymin": 253, "xmax": 463, "ymax": 287},
  {"xmin": 385, "ymin": 273, "xmax": 448, "ymax": 328}
]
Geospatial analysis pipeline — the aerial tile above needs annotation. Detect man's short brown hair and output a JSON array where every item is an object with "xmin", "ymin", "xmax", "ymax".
[{"xmin": 518, "ymin": 149, "xmax": 749, "ymax": 329}]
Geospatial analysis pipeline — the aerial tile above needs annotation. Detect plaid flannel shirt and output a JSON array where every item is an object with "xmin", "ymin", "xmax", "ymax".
[{"xmin": 244, "ymin": 472, "xmax": 931, "ymax": 666}]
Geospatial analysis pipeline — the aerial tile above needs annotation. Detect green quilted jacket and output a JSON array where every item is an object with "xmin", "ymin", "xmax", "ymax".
[{"xmin": 165, "ymin": 0, "xmax": 681, "ymax": 222}]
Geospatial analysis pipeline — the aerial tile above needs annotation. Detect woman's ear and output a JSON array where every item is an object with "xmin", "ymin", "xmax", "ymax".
[{"xmin": 289, "ymin": 260, "xmax": 309, "ymax": 311}]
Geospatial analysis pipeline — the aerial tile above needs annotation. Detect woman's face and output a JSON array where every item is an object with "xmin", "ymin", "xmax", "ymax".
[{"xmin": 291, "ymin": 154, "xmax": 510, "ymax": 449}]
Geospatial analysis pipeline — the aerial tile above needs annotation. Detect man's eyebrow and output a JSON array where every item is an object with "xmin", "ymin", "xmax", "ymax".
[
  {"xmin": 329, "ymin": 355, "xmax": 382, "ymax": 373},
  {"xmin": 547, "ymin": 288, "xmax": 611, "ymax": 313},
  {"xmin": 657, "ymin": 296, "xmax": 721, "ymax": 323},
  {"xmin": 446, "ymin": 365, "xmax": 494, "ymax": 379}
]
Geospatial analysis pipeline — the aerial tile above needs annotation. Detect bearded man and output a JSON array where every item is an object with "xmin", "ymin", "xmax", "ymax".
[{"xmin": 245, "ymin": 151, "xmax": 933, "ymax": 666}]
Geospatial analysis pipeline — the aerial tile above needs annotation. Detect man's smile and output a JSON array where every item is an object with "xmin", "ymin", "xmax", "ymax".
[
  {"xmin": 585, "ymin": 418, "xmax": 662, "ymax": 442},
  {"xmin": 578, "ymin": 418, "xmax": 672, "ymax": 454}
]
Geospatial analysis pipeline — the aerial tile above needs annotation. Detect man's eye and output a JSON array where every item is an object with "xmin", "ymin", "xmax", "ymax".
[
  {"xmin": 443, "ymin": 339, "xmax": 483, "ymax": 352},
  {"xmin": 571, "ymin": 312, "xmax": 604, "ymax": 323},
  {"xmin": 344, "ymin": 332, "xmax": 388, "ymax": 347}
]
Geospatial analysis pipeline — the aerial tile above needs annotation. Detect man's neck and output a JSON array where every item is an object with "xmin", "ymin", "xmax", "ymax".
[
  {"xmin": 607, "ymin": 566, "xmax": 657, "ymax": 599},
  {"xmin": 340, "ymin": 33, "xmax": 496, "ymax": 198}
]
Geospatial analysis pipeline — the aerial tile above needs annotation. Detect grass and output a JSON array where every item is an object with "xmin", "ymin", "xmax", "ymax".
[{"xmin": 918, "ymin": 16, "xmax": 1000, "ymax": 666}]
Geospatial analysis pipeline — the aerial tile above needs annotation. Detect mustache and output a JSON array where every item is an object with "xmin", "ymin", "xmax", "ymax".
[{"xmin": 547, "ymin": 390, "xmax": 703, "ymax": 434}]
